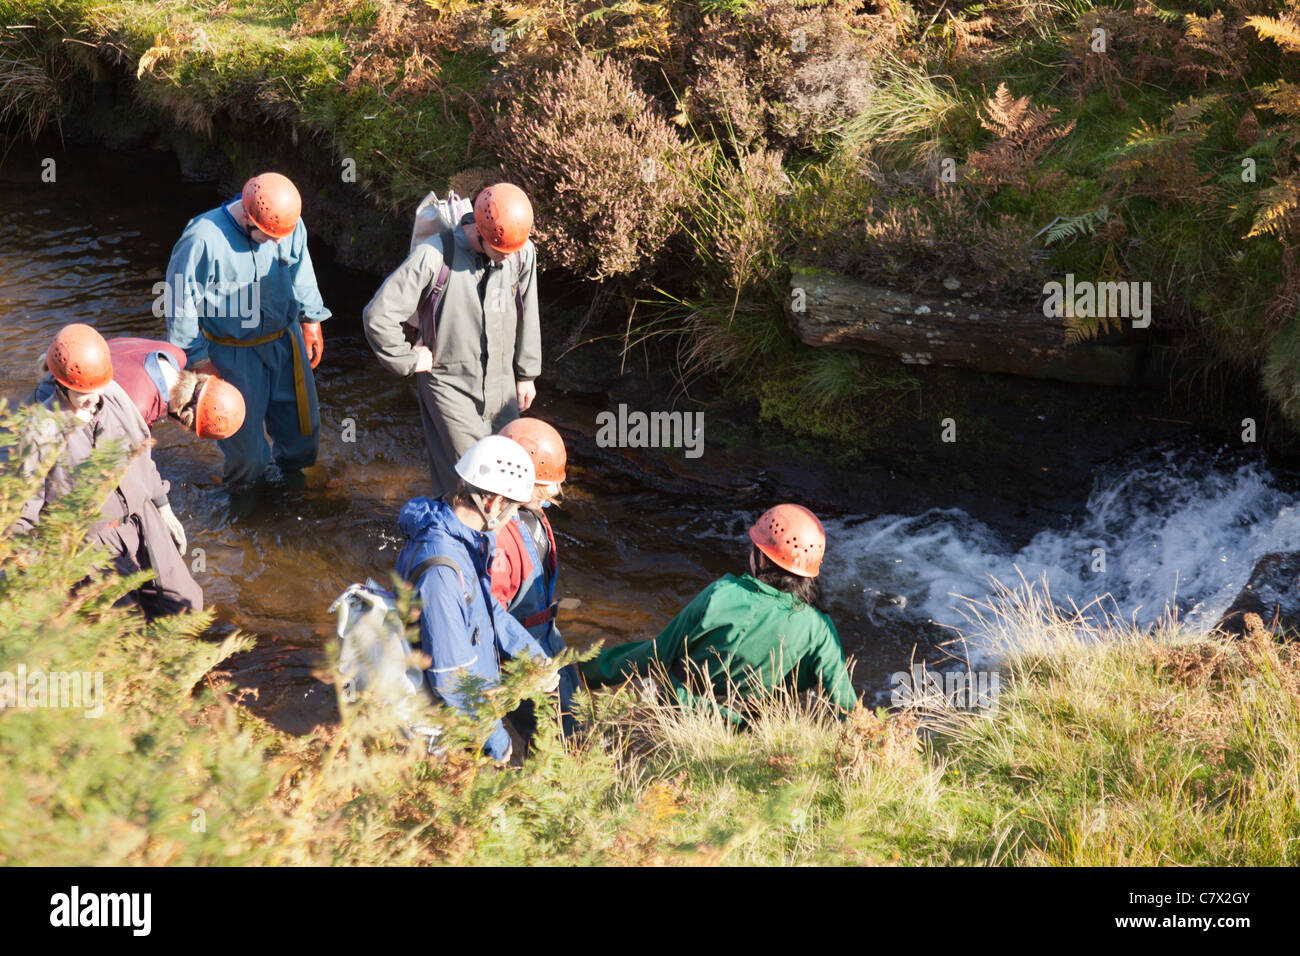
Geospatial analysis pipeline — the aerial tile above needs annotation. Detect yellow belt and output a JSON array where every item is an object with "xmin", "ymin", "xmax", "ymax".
[{"xmin": 201, "ymin": 326, "xmax": 312, "ymax": 436}]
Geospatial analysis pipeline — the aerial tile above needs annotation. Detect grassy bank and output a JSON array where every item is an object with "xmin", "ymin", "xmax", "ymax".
[
  {"xmin": 5, "ymin": 1, "xmax": 1300, "ymax": 452},
  {"xmin": 3, "ymin": 405, "xmax": 1296, "ymax": 865}
]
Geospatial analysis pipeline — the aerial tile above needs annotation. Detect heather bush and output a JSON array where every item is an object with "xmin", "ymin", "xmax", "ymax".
[
  {"xmin": 682, "ymin": 0, "xmax": 877, "ymax": 153},
  {"xmin": 767, "ymin": 29, "xmax": 875, "ymax": 148},
  {"xmin": 686, "ymin": 53, "xmax": 769, "ymax": 151},
  {"xmin": 492, "ymin": 51, "xmax": 690, "ymax": 281}
]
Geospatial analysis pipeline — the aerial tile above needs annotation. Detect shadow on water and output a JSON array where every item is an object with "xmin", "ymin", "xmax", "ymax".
[{"xmin": 5, "ymin": 141, "xmax": 1300, "ymax": 733}]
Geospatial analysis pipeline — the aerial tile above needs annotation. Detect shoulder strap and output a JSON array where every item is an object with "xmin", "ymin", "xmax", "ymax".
[
  {"xmin": 430, "ymin": 230, "xmax": 454, "ymax": 314},
  {"xmin": 408, "ymin": 553, "xmax": 475, "ymax": 607},
  {"xmin": 517, "ymin": 508, "xmax": 550, "ymax": 569},
  {"xmin": 511, "ymin": 250, "xmax": 524, "ymax": 320},
  {"xmin": 419, "ymin": 231, "xmax": 456, "ymax": 347}
]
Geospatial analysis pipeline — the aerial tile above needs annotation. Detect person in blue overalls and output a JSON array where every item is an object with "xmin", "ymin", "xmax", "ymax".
[
  {"xmin": 161, "ymin": 172, "xmax": 329, "ymax": 485},
  {"xmin": 489, "ymin": 417, "xmax": 578, "ymax": 745}
]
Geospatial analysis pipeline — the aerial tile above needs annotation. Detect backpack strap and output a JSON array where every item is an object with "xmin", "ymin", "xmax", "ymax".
[
  {"xmin": 511, "ymin": 250, "xmax": 524, "ymax": 321},
  {"xmin": 408, "ymin": 553, "xmax": 474, "ymax": 608},
  {"xmin": 418, "ymin": 230, "xmax": 456, "ymax": 350}
]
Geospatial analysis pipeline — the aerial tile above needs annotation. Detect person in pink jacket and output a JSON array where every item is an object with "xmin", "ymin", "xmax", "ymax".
[{"xmin": 98, "ymin": 336, "xmax": 246, "ymax": 437}]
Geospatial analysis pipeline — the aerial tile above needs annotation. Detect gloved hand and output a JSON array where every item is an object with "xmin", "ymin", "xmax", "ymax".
[
  {"xmin": 412, "ymin": 345, "xmax": 434, "ymax": 374},
  {"xmin": 302, "ymin": 322, "xmax": 324, "ymax": 369},
  {"xmin": 158, "ymin": 503, "xmax": 187, "ymax": 555}
]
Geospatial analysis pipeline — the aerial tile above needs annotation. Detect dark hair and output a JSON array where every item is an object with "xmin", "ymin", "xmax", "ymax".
[
  {"xmin": 447, "ymin": 479, "xmax": 514, "ymax": 518},
  {"xmin": 447, "ymin": 479, "xmax": 477, "ymax": 509},
  {"xmin": 749, "ymin": 546, "xmax": 826, "ymax": 613}
]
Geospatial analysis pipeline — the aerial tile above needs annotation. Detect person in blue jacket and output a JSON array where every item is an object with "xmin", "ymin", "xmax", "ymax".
[
  {"xmin": 395, "ymin": 435, "xmax": 558, "ymax": 763},
  {"xmin": 161, "ymin": 172, "xmax": 330, "ymax": 485}
]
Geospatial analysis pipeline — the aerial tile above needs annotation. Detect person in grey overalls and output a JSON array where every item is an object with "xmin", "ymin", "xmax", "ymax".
[
  {"xmin": 11, "ymin": 324, "xmax": 204, "ymax": 619},
  {"xmin": 362, "ymin": 184, "xmax": 541, "ymax": 497}
]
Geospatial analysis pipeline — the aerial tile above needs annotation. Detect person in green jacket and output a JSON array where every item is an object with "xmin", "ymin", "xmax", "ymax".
[{"xmin": 580, "ymin": 503, "xmax": 858, "ymax": 722}]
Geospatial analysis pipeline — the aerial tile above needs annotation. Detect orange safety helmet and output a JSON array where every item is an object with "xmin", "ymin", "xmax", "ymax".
[
  {"xmin": 749, "ymin": 504, "xmax": 826, "ymax": 578},
  {"xmin": 194, "ymin": 376, "xmax": 246, "ymax": 440},
  {"xmin": 499, "ymin": 417, "xmax": 566, "ymax": 484},
  {"xmin": 46, "ymin": 324, "xmax": 113, "ymax": 392},
  {"xmin": 474, "ymin": 183, "xmax": 533, "ymax": 254},
  {"xmin": 241, "ymin": 172, "xmax": 301, "ymax": 240}
]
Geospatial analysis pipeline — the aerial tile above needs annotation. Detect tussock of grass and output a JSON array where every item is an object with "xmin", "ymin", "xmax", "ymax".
[
  {"xmin": 0, "ymin": 33, "xmax": 66, "ymax": 140},
  {"xmin": 935, "ymin": 578, "xmax": 1300, "ymax": 864},
  {"xmin": 842, "ymin": 54, "xmax": 968, "ymax": 170}
]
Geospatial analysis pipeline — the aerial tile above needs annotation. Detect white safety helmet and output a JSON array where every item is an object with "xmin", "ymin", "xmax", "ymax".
[{"xmin": 454, "ymin": 434, "xmax": 535, "ymax": 503}]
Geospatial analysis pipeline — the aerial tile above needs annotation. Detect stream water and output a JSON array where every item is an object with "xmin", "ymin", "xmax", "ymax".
[{"xmin": 4, "ymin": 141, "xmax": 1298, "ymax": 731}]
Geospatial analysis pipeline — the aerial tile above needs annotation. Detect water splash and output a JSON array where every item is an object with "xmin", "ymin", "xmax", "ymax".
[{"xmin": 821, "ymin": 444, "xmax": 1300, "ymax": 644}]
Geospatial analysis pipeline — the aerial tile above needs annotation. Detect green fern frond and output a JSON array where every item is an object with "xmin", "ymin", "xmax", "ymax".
[
  {"xmin": 1143, "ymin": 2, "xmax": 1183, "ymax": 24},
  {"xmin": 1117, "ymin": 118, "xmax": 1177, "ymax": 152},
  {"xmin": 1043, "ymin": 206, "xmax": 1110, "ymax": 247},
  {"xmin": 1168, "ymin": 94, "xmax": 1225, "ymax": 132},
  {"xmin": 1257, "ymin": 80, "xmax": 1300, "ymax": 120}
]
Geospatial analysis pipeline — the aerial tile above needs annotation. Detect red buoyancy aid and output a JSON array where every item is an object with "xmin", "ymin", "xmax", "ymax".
[
  {"xmin": 107, "ymin": 338, "xmax": 187, "ymax": 427},
  {"xmin": 492, "ymin": 508, "xmax": 562, "ymax": 655}
]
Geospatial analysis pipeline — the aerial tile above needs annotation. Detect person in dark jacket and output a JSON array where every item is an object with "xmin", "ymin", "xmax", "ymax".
[
  {"xmin": 395, "ymin": 434, "xmax": 557, "ymax": 763},
  {"xmin": 580, "ymin": 504, "xmax": 858, "ymax": 723},
  {"xmin": 12, "ymin": 324, "xmax": 203, "ymax": 618}
]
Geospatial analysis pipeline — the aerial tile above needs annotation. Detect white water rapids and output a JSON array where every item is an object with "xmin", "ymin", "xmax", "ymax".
[{"xmin": 817, "ymin": 444, "xmax": 1300, "ymax": 662}]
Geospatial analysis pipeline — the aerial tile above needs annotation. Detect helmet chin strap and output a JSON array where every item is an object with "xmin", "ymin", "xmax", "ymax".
[{"xmin": 470, "ymin": 492, "xmax": 519, "ymax": 532}]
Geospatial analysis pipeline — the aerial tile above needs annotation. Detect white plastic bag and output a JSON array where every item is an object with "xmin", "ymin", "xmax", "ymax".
[
  {"xmin": 330, "ymin": 580, "xmax": 443, "ymax": 753},
  {"xmin": 409, "ymin": 190, "xmax": 472, "ymax": 254}
]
